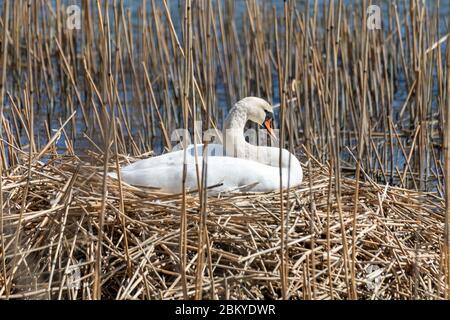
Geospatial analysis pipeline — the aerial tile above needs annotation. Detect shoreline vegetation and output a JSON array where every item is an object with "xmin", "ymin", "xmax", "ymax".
[{"xmin": 0, "ymin": 0, "xmax": 449, "ymax": 299}]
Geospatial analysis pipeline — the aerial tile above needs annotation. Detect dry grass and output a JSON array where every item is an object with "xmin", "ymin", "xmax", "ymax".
[
  {"xmin": 0, "ymin": 0, "xmax": 450, "ymax": 299},
  {"xmin": 0, "ymin": 148, "xmax": 446, "ymax": 299}
]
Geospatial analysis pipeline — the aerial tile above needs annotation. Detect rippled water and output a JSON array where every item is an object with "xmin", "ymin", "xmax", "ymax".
[{"xmin": 2, "ymin": 0, "xmax": 449, "ymax": 182}]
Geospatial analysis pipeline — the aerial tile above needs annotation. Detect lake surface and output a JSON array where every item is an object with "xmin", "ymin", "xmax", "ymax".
[{"xmin": 1, "ymin": 0, "xmax": 449, "ymax": 192}]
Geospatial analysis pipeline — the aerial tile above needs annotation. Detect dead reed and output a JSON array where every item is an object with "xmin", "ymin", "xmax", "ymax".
[
  {"xmin": 0, "ymin": 0, "xmax": 449, "ymax": 299},
  {"xmin": 0, "ymin": 150, "xmax": 446, "ymax": 299}
]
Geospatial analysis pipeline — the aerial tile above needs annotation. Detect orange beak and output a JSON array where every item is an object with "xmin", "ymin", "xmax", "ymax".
[{"xmin": 263, "ymin": 118, "xmax": 277, "ymax": 141}]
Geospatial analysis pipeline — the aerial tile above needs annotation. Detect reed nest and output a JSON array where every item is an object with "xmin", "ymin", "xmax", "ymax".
[{"xmin": 0, "ymin": 151, "xmax": 446, "ymax": 300}]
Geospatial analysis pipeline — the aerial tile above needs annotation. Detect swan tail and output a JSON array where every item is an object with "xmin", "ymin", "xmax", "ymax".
[
  {"xmin": 107, "ymin": 172, "xmax": 118, "ymax": 180},
  {"xmin": 229, "ymin": 181, "xmax": 260, "ymax": 193}
]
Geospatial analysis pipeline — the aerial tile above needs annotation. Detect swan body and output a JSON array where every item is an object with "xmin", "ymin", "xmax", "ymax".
[{"xmin": 109, "ymin": 97, "xmax": 303, "ymax": 194}]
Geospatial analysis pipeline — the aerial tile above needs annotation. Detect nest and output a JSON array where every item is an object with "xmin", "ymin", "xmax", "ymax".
[{"xmin": 0, "ymin": 152, "xmax": 447, "ymax": 300}]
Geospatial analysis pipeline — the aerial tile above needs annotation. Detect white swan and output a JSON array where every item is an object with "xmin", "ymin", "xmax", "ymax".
[{"xmin": 108, "ymin": 97, "xmax": 303, "ymax": 194}]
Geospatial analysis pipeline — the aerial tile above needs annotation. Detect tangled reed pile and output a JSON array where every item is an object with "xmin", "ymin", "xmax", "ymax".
[
  {"xmin": 0, "ymin": 150, "xmax": 446, "ymax": 300},
  {"xmin": 0, "ymin": 0, "xmax": 449, "ymax": 300}
]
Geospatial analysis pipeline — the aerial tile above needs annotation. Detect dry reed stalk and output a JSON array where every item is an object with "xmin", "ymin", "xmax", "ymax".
[
  {"xmin": 445, "ymin": 19, "xmax": 450, "ymax": 299},
  {"xmin": 0, "ymin": 0, "xmax": 448, "ymax": 300},
  {"xmin": 274, "ymin": 2, "xmax": 286, "ymax": 300},
  {"xmin": 0, "ymin": 149, "xmax": 447, "ymax": 299},
  {"xmin": 0, "ymin": 0, "xmax": 9, "ymax": 300}
]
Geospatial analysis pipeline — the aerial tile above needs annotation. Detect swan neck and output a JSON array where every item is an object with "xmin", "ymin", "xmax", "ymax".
[
  {"xmin": 223, "ymin": 104, "xmax": 249, "ymax": 157},
  {"xmin": 224, "ymin": 105, "xmax": 247, "ymax": 130}
]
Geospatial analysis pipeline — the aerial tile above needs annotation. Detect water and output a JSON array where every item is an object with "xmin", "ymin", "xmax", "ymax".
[{"xmin": 1, "ymin": 0, "xmax": 449, "ymax": 191}]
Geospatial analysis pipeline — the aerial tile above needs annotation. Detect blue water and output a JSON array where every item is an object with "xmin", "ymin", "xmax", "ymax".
[{"xmin": 1, "ymin": 1, "xmax": 449, "ymax": 187}]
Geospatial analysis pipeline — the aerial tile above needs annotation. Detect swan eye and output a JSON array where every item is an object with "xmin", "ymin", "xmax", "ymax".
[
  {"xmin": 263, "ymin": 110, "xmax": 274, "ymax": 125},
  {"xmin": 264, "ymin": 110, "xmax": 273, "ymax": 119},
  {"xmin": 262, "ymin": 111, "xmax": 277, "ymax": 140}
]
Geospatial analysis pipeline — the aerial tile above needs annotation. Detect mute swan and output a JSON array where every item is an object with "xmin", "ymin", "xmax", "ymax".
[{"xmin": 108, "ymin": 97, "xmax": 303, "ymax": 193}]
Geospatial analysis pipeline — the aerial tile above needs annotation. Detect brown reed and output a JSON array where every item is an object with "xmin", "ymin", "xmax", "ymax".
[
  {"xmin": 0, "ymin": 149, "xmax": 447, "ymax": 299},
  {"xmin": 0, "ymin": 0, "xmax": 449, "ymax": 299}
]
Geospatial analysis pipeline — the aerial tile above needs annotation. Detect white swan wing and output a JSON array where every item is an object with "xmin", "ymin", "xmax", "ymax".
[
  {"xmin": 110, "ymin": 153, "xmax": 302, "ymax": 194},
  {"xmin": 120, "ymin": 144, "xmax": 224, "ymax": 172}
]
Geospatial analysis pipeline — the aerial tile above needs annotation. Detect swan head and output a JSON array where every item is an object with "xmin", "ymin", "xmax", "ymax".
[{"xmin": 235, "ymin": 97, "xmax": 276, "ymax": 139}]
